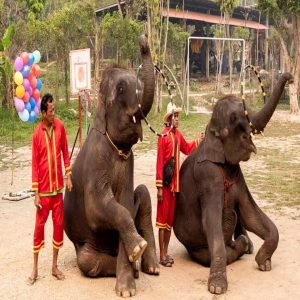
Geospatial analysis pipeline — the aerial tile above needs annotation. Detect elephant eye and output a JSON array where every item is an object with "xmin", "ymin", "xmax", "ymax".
[
  {"xmin": 230, "ymin": 113, "xmax": 237, "ymax": 124},
  {"xmin": 118, "ymin": 87, "xmax": 124, "ymax": 94}
]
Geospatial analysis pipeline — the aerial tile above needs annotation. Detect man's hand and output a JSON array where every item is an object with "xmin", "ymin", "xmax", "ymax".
[
  {"xmin": 34, "ymin": 192, "xmax": 42, "ymax": 210},
  {"xmin": 157, "ymin": 187, "xmax": 162, "ymax": 202},
  {"xmin": 66, "ymin": 175, "xmax": 73, "ymax": 192}
]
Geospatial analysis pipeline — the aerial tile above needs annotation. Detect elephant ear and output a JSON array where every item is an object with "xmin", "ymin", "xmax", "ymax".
[
  {"xmin": 197, "ymin": 122, "xmax": 225, "ymax": 164},
  {"xmin": 93, "ymin": 68, "xmax": 115, "ymax": 134}
]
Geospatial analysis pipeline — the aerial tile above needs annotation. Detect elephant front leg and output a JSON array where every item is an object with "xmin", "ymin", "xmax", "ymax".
[
  {"xmin": 115, "ymin": 239, "xmax": 136, "ymax": 298},
  {"xmin": 239, "ymin": 192, "xmax": 279, "ymax": 271},
  {"xmin": 202, "ymin": 203, "xmax": 228, "ymax": 294},
  {"xmin": 86, "ymin": 188, "xmax": 148, "ymax": 264},
  {"xmin": 134, "ymin": 184, "xmax": 159, "ymax": 275}
]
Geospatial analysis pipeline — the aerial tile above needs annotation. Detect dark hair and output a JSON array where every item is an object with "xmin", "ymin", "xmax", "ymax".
[{"xmin": 41, "ymin": 93, "xmax": 54, "ymax": 113}]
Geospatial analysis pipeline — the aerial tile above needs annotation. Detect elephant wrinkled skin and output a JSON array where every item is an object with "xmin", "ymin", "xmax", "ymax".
[
  {"xmin": 173, "ymin": 73, "xmax": 293, "ymax": 294},
  {"xmin": 64, "ymin": 35, "xmax": 159, "ymax": 298}
]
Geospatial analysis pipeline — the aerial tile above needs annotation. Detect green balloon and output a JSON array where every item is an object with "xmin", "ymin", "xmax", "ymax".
[{"xmin": 33, "ymin": 50, "xmax": 41, "ymax": 64}]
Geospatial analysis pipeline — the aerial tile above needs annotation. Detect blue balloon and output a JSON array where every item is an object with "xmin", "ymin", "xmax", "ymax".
[
  {"xmin": 29, "ymin": 97, "xmax": 36, "ymax": 110},
  {"xmin": 36, "ymin": 78, "xmax": 43, "ymax": 91},
  {"xmin": 21, "ymin": 65, "xmax": 30, "ymax": 78},
  {"xmin": 25, "ymin": 102, "xmax": 32, "ymax": 113},
  {"xmin": 28, "ymin": 111, "xmax": 37, "ymax": 123},
  {"xmin": 28, "ymin": 53, "xmax": 34, "ymax": 66}
]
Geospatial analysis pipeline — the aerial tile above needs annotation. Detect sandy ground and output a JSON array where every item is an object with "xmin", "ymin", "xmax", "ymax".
[{"xmin": 1, "ymin": 120, "xmax": 300, "ymax": 300}]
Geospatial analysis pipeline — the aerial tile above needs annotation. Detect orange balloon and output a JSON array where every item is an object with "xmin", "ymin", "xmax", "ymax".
[
  {"xmin": 33, "ymin": 89, "xmax": 40, "ymax": 101},
  {"xmin": 20, "ymin": 52, "xmax": 29, "ymax": 65},
  {"xmin": 29, "ymin": 76, "xmax": 37, "ymax": 89},
  {"xmin": 16, "ymin": 85, "xmax": 25, "ymax": 98},
  {"xmin": 31, "ymin": 64, "xmax": 41, "ymax": 77}
]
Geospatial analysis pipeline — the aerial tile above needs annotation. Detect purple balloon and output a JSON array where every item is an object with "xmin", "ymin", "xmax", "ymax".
[
  {"xmin": 14, "ymin": 57, "xmax": 23, "ymax": 72},
  {"xmin": 27, "ymin": 86, "xmax": 33, "ymax": 96},
  {"xmin": 34, "ymin": 106, "xmax": 39, "ymax": 116},
  {"xmin": 23, "ymin": 78, "xmax": 30, "ymax": 91},
  {"xmin": 21, "ymin": 65, "xmax": 30, "ymax": 78},
  {"xmin": 36, "ymin": 98, "xmax": 41, "ymax": 109},
  {"xmin": 14, "ymin": 97, "xmax": 25, "ymax": 112}
]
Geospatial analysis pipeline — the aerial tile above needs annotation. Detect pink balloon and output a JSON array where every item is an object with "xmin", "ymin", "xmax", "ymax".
[{"xmin": 14, "ymin": 97, "xmax": 25, "ymax": 112}]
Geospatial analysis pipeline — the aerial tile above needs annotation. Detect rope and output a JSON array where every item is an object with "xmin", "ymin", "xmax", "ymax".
[
  {"xmin": 242, "ymin": 65, "xmax": 266, "ymax": 135},
  {"xmin": 136, "ymin": 64, "xmax": 175, "ymax": 137}
]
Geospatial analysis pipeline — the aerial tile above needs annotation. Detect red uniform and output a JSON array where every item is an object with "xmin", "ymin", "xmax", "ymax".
[
  {"xmin": 156, "ymin": 127, "xmax": 200, "ymax": 230},
  {"xmin": 31, "ymin": 118, "xmax": 71, "ymax": 253}
]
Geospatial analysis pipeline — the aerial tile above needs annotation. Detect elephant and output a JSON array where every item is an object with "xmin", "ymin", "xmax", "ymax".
[
  {"xmin": 173, "ymin": 73, "xmax": 293, "ymax": 294},
  {"xmin": 64, "ymin": 35, "xmax": 159, "ymax": 298}
]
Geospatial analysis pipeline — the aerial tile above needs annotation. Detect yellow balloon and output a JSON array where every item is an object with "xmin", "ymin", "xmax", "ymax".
[
  {"xmin": 16, "ymin": 85, "xmax": 25, "ymax": 98},
  {"xmin": 14, "ymin": 71, "xmax": 23, "ymax": 85}
]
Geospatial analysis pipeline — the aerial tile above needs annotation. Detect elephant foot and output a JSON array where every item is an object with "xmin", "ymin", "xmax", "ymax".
[
  {"xmin": 141, "ymin": 250, "xmax": 160, "ymax": 275},
  {"xmin": 208, "ymin": 271, "xmax": 227, "ymax": 294},
  {"xmin": 115, "ymin": 271, "xmax": 136, "ymax": 298},
  {"xmin": 128, "ymin": 239, "xmax": 147, "ymax": 263},
  {"xmin": 258, "ymin": 259, "xmax": 271, "ymax": 271}
]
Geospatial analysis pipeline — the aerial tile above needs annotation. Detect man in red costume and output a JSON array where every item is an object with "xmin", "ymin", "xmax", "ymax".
[
  {"xmin": 156, "ymin": 103, "xmax": 204, "ymax": 267},
  {"xmin": 27, "ymin": 93, "xmax": 73, "ymax": 285}
]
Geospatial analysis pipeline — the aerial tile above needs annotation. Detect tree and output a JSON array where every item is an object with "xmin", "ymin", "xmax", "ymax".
[
  {"xmin": 0, "ymin": 24, "xmax": 14, "ymax": 107},
  {"xmin": 258, "ymin": 0, "xmax": 300, "ymax": 113},
  {"xmin": 101, "ymin": 12, "xmax": 143, "ymax": 65}
]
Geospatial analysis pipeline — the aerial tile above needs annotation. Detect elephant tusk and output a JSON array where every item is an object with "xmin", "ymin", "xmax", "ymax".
[{"xmin": 133, "ymin": 116, "xmax": 136, "ymax": 124}]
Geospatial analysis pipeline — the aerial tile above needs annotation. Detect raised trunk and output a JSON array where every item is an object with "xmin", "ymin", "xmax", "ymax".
[
  {"xmin": 250, "ymin": 73, "xmax": 293, "ymax": 132},
  {"xmin": 139, "ymin": 35, "xmax": 154, "ymax": 116}
]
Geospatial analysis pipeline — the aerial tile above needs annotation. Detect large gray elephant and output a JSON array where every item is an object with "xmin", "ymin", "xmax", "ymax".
[
  {"xmin": 173, "ymin": 73, "xmax": 293, "ymax": 294},
  {"xmin": 64, "ymin": 35, "xmax": 159, "ymax": 298}
]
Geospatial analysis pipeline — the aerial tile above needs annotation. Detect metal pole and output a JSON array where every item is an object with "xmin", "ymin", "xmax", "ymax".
[{"xmin": 187, "ymin": 37, "xmax": 190, "ymax": 115}]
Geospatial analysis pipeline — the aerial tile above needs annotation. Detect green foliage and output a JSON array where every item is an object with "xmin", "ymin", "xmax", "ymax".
[
  {"xmin": 165, "ymin": 22, "xmax": 190, "ymax": 67},
  {"xmin": 233, "ymin": 26, "xmax": 250, "ymax": 40},
  {"xmin": 0, "ymin": 24, "xmax": 14, "ymax": 51},
  {"xmin": 258, "ymin": 0, "xmax": 300, "ymax": 17},
  {"xmin": 212, "ymin": 0, "xmax": 239, "ymax": 14},
  {"xmin": 24, "ymin": 0, "xmax": 46, "ymax": 19},
  {"xmin": 101, "ymin": 12, "xmax": 143, "ymax": 63},
  {"xmin": 0, "ymin": 25, "xmax": 15, "ymax": 103}
]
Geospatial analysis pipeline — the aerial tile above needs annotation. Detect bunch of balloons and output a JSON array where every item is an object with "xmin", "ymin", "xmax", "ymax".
[{"xmin": 13, "ymin": 50, "xmax": 43, "ymax": 122}]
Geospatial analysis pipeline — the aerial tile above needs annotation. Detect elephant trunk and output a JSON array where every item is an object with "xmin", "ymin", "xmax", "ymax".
[
  {"xmin": 250, "ymin": 73, "xmax": 293, "ymax": 132},
  {"xmin": 139, "ymin": 35, "xmax": 154, "ymax": 117}
]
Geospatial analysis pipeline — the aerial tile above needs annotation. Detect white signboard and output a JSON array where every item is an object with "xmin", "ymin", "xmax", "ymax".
[{"xmin": 69, "ymin": 48, "xmax": 91, "ymax": 94}]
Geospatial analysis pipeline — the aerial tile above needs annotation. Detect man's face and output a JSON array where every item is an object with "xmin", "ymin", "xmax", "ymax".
[
  {"xmin": 42, "ymin": 102, "xmax": 55, "ymax": 125},
  {"xmin": 169, "ymin": 112, "xmax": 179, "ymax": 128}
]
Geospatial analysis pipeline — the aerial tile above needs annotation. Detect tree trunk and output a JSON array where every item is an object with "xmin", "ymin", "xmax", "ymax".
[
  {"xmin": 55, "ymin": 50, "xmax": 60, "ymax": 102},
  {"xmin": 64, "ymin": 56, "xmax": 69, "ymax": 105}
]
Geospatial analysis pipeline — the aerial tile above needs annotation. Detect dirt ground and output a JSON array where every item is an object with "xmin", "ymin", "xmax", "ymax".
[{"xmin": 1, "ymin": 112, "xmax": 300, "ymax": 300}]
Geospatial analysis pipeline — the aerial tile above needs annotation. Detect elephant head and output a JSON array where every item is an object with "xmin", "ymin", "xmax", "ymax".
[
  {"xmin": 198, "ymin": 73, "xmax": 293, "ymax": 165},
  {"xmin": 93, "ymin": 35, "xmax": 154, "ymax": 151}
]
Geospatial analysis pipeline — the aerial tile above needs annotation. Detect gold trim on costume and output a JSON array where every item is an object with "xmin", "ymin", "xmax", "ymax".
[{"xmin": 44, "ymin": 131, "xmax": 52, "ymax": 192}]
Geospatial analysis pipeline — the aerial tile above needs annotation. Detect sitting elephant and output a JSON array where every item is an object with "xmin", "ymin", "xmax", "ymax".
[
  {"xmin": 173, "ymin": 73, "xmax": 293, "ymax": 294},
  {"xmin": 64, "ymin": 35, "xmax": 159, "ymax": 298}
]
